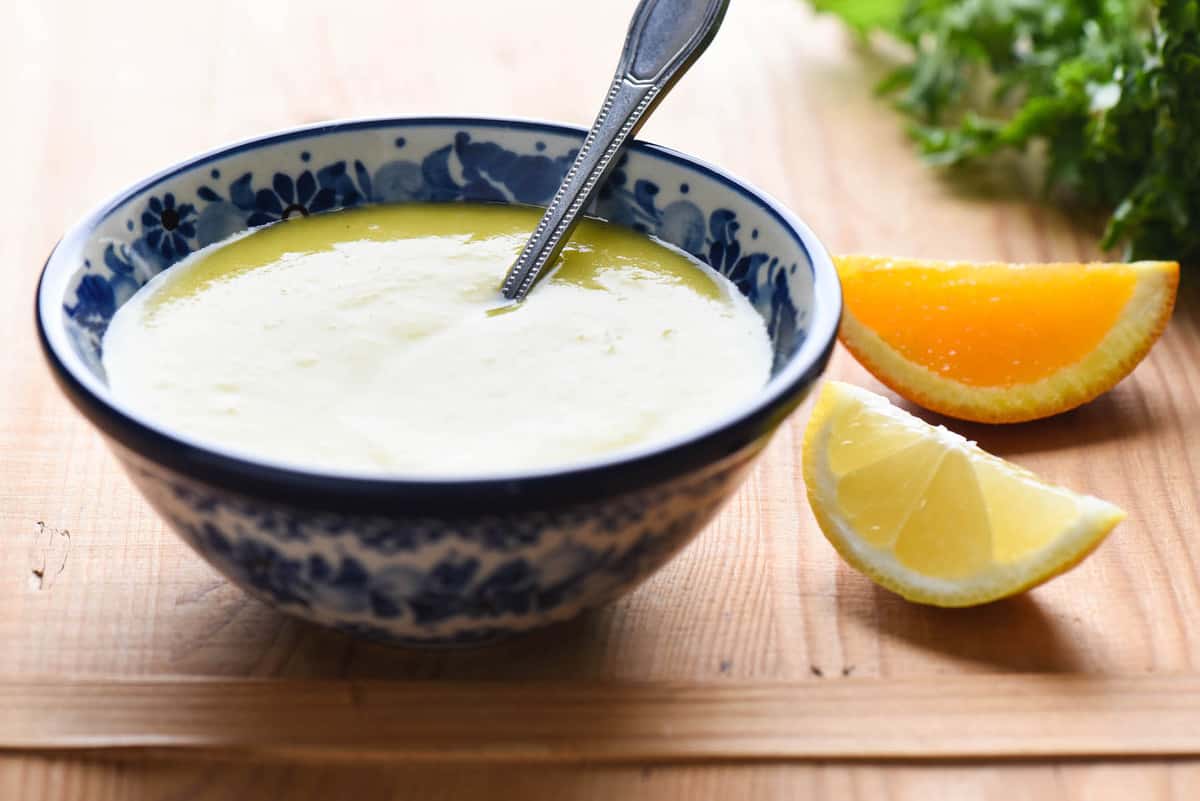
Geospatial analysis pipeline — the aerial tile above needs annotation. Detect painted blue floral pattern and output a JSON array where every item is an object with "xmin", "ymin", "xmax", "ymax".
[
  {"xmin": 136, "ymin": 452, "xmax": 742, "ymax": 644},
  {"xmin": 242, "ymin": 171, "xmax": 338, "ymax": 225},
  {"xmin": 63, "ymin": 243, "xmax": 140, "ymax": 345},
  {"xmin": 139, "ymin": 193, "xmax": 197, "ymax": 262}
]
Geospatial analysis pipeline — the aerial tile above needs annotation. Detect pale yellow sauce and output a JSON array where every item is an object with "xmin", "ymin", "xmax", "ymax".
[{"xmin": 103, "ymin": 204, "xmax": 772, "ymax": 475}]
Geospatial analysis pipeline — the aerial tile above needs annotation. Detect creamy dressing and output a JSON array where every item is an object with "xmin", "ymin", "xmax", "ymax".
[{"xmin": 102, "ymin": 204, "xmax": 772, "ymax": 475}]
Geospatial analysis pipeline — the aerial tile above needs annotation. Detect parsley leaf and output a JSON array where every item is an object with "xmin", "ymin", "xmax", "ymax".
[{"xmin": 813, "ymin": 0, "xmax": 1200, "ymax": 264}]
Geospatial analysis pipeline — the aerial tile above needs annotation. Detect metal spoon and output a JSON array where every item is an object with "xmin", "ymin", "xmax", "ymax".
[{"xmin": 499, "ymin": 0, "xmax": 731, "ymax": 302}]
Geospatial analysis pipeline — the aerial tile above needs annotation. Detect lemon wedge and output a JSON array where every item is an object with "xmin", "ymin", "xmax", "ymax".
[{"xmin": 802, "ymin": 381, "xmax": 1125, "ymax": 606}]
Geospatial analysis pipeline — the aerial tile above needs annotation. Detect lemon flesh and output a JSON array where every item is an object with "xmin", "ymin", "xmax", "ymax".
[{"xmin": 803, "ymin": 381, "xmax": 1124, "ymax": 606}]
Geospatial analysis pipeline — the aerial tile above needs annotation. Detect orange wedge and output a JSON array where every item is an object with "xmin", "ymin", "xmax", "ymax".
[{"xmin": 835, "ymin": 256, "xmax": 1179, "ymax": 423}]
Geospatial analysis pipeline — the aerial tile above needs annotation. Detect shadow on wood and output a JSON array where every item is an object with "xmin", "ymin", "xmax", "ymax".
[
  {"xmin": 895, "ymin": 386, "xmax": 1166, "ymax": 459},
  {"xmin": 851, "ymin": 583, "xmax": 1089, "ymax": 674},
  {"xmin": 260, "ymin": 608, "xmax": 627, "ymax": 682}
]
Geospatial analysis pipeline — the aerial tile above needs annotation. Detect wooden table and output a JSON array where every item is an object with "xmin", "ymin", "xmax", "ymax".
[{"xmin": 4, "ymin": 0, "xmax": 1199, "ymax": 797}]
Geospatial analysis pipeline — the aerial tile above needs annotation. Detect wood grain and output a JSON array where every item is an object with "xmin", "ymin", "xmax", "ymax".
[
  {"xmin": 3, "ymin": 758, "xmax": 1199, "ymax": 801},
  {"xmin": 5, "ymin": 675, "xmax": 1200, "ymax": 761},
  {"xmin": 4, "ymin": 0, "xmax": 1200, "ymax": 796}
]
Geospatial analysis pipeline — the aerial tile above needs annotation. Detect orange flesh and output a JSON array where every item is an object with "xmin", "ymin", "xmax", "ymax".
[{"xmin": 841, "ymin": 263, "xmax": 1137, "ymax": 387}]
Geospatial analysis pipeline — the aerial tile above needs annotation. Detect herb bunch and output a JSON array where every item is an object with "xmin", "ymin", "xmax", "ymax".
[{"xmin": 813, "ymin": 0, "xmax": 1200, "ymax": 264}]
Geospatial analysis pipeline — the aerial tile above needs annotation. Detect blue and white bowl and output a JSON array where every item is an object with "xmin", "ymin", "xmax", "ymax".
[{"xmin": 36, "ymin": 117, "xmax": 841, "ymax": 646}]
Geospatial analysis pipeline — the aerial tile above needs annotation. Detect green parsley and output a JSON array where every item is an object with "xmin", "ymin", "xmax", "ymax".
[{"xmin": 812, "ymin": 0, "xmax": 1200, "ymax": 264}]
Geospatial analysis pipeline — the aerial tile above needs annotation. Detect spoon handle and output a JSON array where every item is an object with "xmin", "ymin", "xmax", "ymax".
[{"xmin": 500, "ymin": 0, "xmax": 731, "ymax": 301}]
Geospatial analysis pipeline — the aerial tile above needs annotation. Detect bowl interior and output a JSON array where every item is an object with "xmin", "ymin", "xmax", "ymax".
[{"xmin": 39, "ymin": 118, "xmax": 839, "ymax": 486}]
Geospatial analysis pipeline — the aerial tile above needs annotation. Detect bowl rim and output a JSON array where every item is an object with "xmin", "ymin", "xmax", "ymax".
[{"xmin": 36, "ymin": 115, "xmax": 841, "ymax": 514}]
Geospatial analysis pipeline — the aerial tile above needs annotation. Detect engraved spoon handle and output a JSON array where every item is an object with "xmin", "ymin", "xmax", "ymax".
[{"xmin": 499, "ymin": 0, "xmax": 731, "ymax": 301}]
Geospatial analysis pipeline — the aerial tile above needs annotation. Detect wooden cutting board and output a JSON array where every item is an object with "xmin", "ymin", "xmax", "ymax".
[{"xmin": 3, "ymin": 0, "xmax": 1199, "ymax": 797}]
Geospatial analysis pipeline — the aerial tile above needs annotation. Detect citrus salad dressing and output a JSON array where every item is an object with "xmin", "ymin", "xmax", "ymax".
[{"xmin": 103, "ymin": 204, "xmax": 772, "ymax": 475}]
